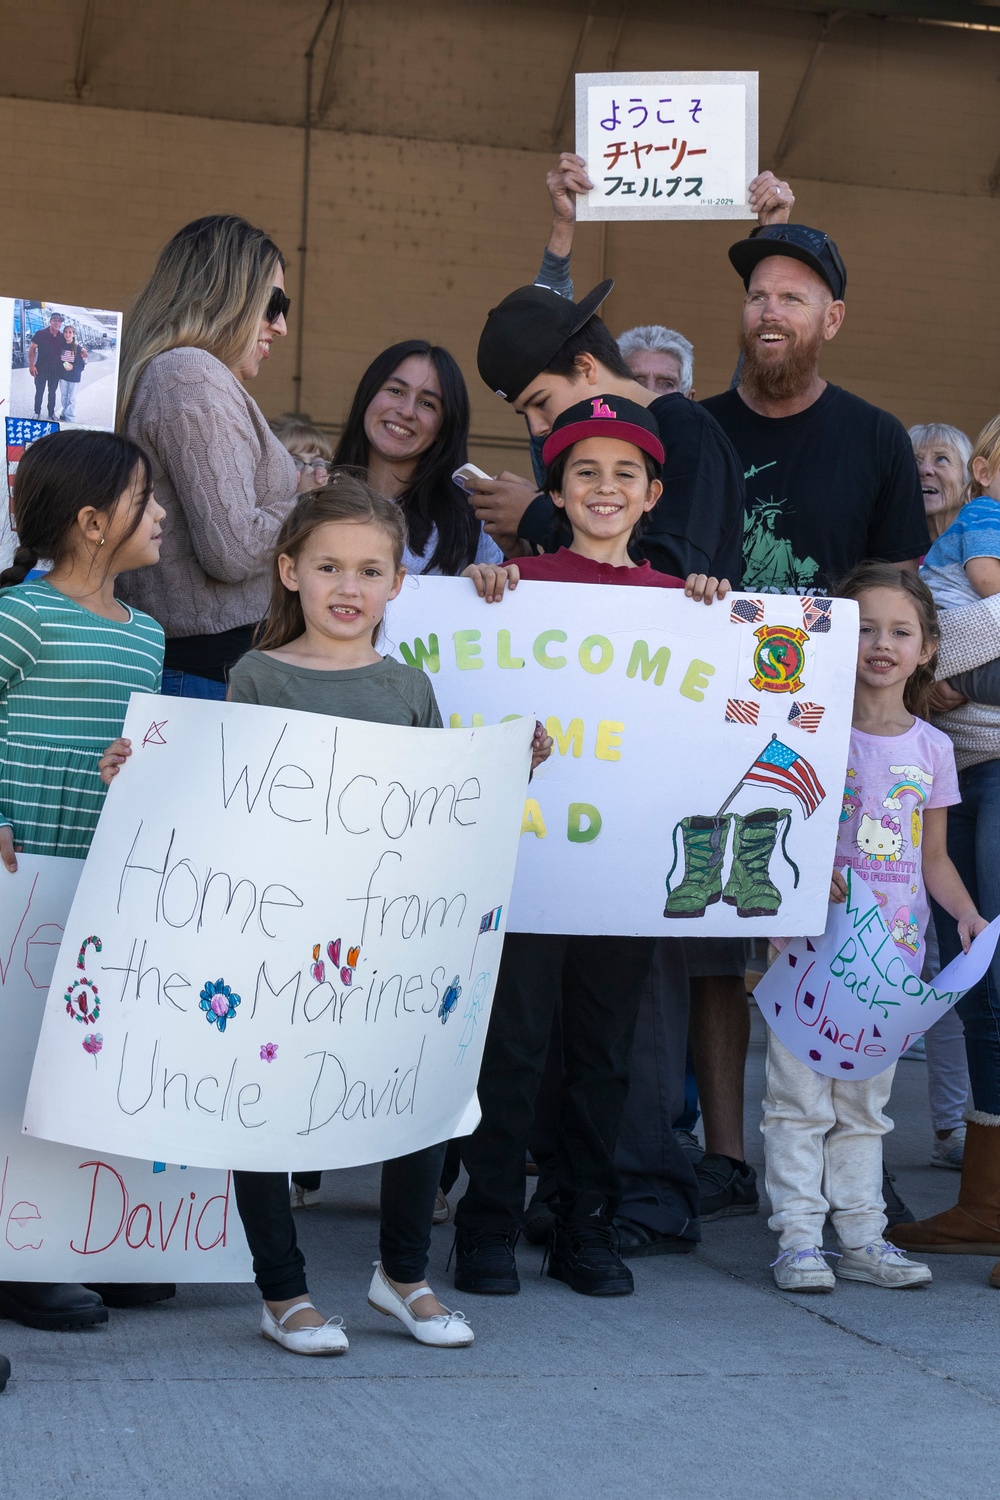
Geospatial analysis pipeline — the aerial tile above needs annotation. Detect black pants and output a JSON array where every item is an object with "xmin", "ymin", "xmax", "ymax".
[
  {"xmin": 33, "ymin": 371, "xmax": 59, "ymax": 417},
  {"xmin": 526, "ymin": 939, "xmax": 700, "ymax": 1241},
  {"xmin": 233, "ymin": 1142, "xmax": 447, "ymax": 1301},
  {"xmin": 455, "ymin": 932, "xmax": 654, "ymax": 1233},
  {"xmin": 614, "ymin": 939, "xmax": 700, "ymax": 1240}
]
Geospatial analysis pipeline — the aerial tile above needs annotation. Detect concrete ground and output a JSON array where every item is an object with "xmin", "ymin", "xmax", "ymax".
[{"xmin": 1, "ymin": 1008, "xmax": 997, "ymax": 1500}]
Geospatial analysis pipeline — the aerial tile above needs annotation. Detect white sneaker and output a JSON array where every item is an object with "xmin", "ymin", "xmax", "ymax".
[
  {"xmin": 771, "ymin": 1246, "xmax": 837, "ymax": 1292},
  {"xmin": 835, "ymin": 1241, "xmax": 932, "ymax": 1288},
  {"xmin": 930, "ymin": 1124, "xmax": 966, "ymax": 1171},
  {"xmin": 261, "ymin": 1300, "xmax": 349, "ymax": 1354},
  {"xmin": 367, "ymin": 1263, "xmax": 474, "ymax": 1347},
  {"xmin": 290, "ymin": 1183, "xmax": 321, "ymax": 1210}
]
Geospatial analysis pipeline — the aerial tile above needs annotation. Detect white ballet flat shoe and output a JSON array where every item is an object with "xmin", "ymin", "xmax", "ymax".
[
  {"xmin": 367, "ymin": 1263, "xmax": 474, "ymax": 1347},
  {"xmin": 261, "ymin": 1300, "xmax": 349, "ymax": 1355}
]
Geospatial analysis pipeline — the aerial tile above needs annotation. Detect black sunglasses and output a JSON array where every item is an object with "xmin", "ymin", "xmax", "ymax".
[{"xmin": 266, "ymin": 286, "xmax": 291, "ymax": 323}]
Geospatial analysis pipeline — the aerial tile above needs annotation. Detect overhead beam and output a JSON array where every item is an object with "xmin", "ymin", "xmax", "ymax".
[
  {"xmin": 772, "ymin": 10, "xmax": 848, "ymax": 172},
  {"xmin": 550, "ymin": 1, "xmax": 596, "ymax": 146},
  {"xmin": 739, "ymin": 0, "xmax": 1000, "ymax": 28},
  {"xmin": 316, "ymin": 0, "xmax": 351, "ymax": 123},
  {"xmin": 73, "ymin": 0, "xmax": 98, "ymax": 100}
]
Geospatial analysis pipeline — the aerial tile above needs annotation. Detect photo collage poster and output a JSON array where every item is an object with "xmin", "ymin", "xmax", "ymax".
[{"xmin": 0, "ymin": 296, "xmax": 123, "ymax": 571}]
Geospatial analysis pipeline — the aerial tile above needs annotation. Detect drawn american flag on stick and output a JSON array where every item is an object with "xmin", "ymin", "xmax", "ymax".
[{"xmin": 742, "ymin": 737, "xmax": 825, "ymax": 818}]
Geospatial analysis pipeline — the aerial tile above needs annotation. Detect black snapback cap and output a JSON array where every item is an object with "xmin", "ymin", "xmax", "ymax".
[
  {"xmin": 728, "ymin": 224, "xmax": 847, "ymax": 301},
  {"xmin": 477, "ymin": 280, "xmax": 614, "ymax": 403}
]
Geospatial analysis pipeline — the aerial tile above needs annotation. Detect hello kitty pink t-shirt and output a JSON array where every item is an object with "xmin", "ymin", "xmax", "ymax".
[{"xmin": 836, "ymin": 718, "xmax": 959, "ymax": 975}]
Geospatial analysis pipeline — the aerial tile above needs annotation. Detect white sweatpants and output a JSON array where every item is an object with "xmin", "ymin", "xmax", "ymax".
[{"xmin": 762, "ymin": 1031, "xmax": 895, "ymax": 1252}]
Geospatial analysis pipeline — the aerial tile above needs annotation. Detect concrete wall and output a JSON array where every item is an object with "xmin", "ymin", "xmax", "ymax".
[{"xmin": 0, "ymin": 74, "xmax": 996, "ymax": 480}]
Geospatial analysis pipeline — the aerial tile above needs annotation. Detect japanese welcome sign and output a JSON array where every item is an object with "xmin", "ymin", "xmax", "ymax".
[
  {"xmin": 575, "ymin": 70, "xmax": 758, "ymax": 221},
  {"xmin": 757, "ymin": 869, "xmax": 1000, "ymax": 1080},
  {"xmin": 2, "ymin": 855, "xmax": 251, "ymax": 1280},
  {"xmin": 23, "ymin": 699, "xmax": 533, "ymax": 1172},
  {"xmin": 386, "ymin": 578, "xmax": 858, "ymax": 937}
]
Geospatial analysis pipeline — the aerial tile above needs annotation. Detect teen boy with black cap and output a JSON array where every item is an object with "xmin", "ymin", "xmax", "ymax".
[{"xmin": 475, "ymin": 278, "xmax": 746, "ymax": 586}]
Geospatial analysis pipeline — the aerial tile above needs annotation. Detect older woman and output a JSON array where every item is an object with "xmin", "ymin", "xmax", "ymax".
[
  {"xmin": 910, "ymin": 422, "xmax": 972, "ymax": 545},
  {"xmin": 891, "ymin": 425, "xmax": 1000, "ymax": 1284},
  {"xmin": 117, "ymin": 215, "xmax": 298, "ymax": 696}
]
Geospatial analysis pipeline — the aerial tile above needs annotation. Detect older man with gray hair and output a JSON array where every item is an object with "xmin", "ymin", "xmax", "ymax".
[{"xmin": 617, "ymin": 324, "xmax": 695, "ymax": 398}]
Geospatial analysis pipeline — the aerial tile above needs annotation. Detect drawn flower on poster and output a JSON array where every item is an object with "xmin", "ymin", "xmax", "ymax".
[
  {"xmin": 259, "ymin": 1042, "xmax": 278, "ymax": 1063},
  {"xmin": 199, "ymin": 979, "xmax": 241, "ymax": 1032},
  {"xmin": 82, "ymin": 1031, "xmax": 103, "ymax": 1068}
]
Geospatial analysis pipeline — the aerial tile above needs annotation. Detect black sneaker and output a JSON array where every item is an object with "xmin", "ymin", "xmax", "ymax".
[
  {"xmin": 695, "ymin": 1154, "xmax": 759, "ymax": 1220},
  {"xmin": 613, "ymin": 1218, "xmax": 698, "ymax": 1258},
  {"xmin": 882, "ymin": 1165, "xmax": 914, "ymax": 1228},
  {"xmin": 546, "ymin": 1222, "xmax": 634, "ymax": 1296},
  {"xmin": 522, "ymin": 1191, "xmax": 557, "ymax": 1246},
  {"xmin": 453, "ymin": 1229, "xmax": 520, "ymax": 1295}
]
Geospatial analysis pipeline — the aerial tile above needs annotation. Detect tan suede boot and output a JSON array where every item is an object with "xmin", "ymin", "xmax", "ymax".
[
  {"xmin": 989, "ymin": 1261, "xmax": 1000, "ymax": 1289},
  {"xmin": 887, "ymin": 1113, "xmax": 1000, "ymax": 1255}
]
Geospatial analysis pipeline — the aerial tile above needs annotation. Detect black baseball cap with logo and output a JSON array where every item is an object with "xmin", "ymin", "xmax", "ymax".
[
  {"xmin": 727, "ymin": 224, "xmax": 847, "ymax": 301},
  {"xmin": 477, "ymin": 280, "xmax": 615, "ymax": 403}
]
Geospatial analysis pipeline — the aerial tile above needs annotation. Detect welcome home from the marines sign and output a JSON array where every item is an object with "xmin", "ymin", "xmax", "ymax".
[
  {"xmin": 386, "ymin": 577, "xmax": 858, "ymax": 937},
  {"xmin": 24, "ymin": 698, "xmax": 532, "ymax": 1172}
]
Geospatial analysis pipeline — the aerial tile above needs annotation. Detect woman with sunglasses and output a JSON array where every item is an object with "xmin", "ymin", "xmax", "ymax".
[{"xmin": 116, "ymin": 215, "xmax": 298, "ymax": 698}]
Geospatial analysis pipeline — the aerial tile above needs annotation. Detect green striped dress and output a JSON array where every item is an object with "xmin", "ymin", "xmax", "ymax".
[{"xmin": 0, "ymin": 579, "xmax": 164, "ymax": 858}]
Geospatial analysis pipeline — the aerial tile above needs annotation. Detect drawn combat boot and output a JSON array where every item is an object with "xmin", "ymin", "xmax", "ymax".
[
  {"xmin": 722, "ymin": 808, "xmax": 799, "ymax": 919},
  {"xmin": 664, "ymin": 816, "xmax": 731, "ymax": 918}
]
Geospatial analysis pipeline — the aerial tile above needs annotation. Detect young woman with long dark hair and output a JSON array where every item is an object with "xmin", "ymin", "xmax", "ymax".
[{"xmin": 333, "ymin": 339, "xmax": 501, "ymax": 576}]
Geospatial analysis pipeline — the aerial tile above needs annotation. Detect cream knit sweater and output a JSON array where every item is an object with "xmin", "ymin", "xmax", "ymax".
[
  {"xmin": 118, "ymin": 347, "xmax": 297, "ymax": 638},
  {"xmin": 933, "ymin": 593, "xmax": 1000, "ymax": 770}
]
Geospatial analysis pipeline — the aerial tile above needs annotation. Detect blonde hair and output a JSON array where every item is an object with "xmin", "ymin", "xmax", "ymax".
[
  {"xmin": 269, "ymin": 414, "xmax": 333, "ymax": 463},
  {"xmin": 969, "ymin": 415, "xmax": 1000, "ymax": 498},
  {"xmin": 256, "ymin": 472, "xmax": 407, "ymax": 652},
  {"xmin": 117, "ymin": 214, "xmax": 283, "ymax": 424}
]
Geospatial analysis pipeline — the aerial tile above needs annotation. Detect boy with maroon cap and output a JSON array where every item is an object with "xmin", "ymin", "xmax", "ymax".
[{"xmin": 453, "ymin": 395, "xmax": 728, "ymax": 1298}]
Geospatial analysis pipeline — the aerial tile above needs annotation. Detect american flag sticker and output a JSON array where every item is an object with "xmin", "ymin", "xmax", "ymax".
[
  {"xmin": 787, "ymin": 701, "xmax": 825, "ymax": 733},
  {"xmin": 800, "ymin": 597, "xmax": 833, "ymax": 633},
  {"xmin": 731, "ymin": 597, "xmax": 765, "ymax": 625},
  {"xmin": 725, "ymin": 698, "xmax": 760, "ymax": 726}
]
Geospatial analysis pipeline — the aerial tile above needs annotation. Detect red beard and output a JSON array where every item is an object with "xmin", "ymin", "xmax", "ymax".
[{"xmin": 738, "ymin": 323, "xmax": 825, "ymax": 403}]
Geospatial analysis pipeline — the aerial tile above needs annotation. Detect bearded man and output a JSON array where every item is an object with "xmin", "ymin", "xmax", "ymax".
[{"xmin": 701, "ymin": 224, "xmax": 928, "ymax": 596}]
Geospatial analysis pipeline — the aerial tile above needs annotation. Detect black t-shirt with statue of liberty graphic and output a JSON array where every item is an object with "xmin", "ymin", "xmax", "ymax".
[{"xmin": 700, "ymin": 384, "xmax": 928, "ymax": 595}]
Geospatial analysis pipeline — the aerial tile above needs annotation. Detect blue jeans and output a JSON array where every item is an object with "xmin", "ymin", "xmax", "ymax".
[
  {"xmin": 160, "ymin": 668, "xmax": 227, "ymax": 700},
  {"xmin": 930, "ymin": 757, "xmax": 1000, "ymax": 1116}
]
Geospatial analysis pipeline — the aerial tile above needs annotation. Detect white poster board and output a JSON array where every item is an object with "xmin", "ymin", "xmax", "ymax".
[
  {"xmin": 575, "ymin": 71, "xmax": 758, "ymax": 221},
  {"xmin": 24, "ymin": 697, "xmax": 532, "ymax": 1172},
  {"xmin": 0, "ymin": 295, "xmax": 123, "ymax": 569},
  {"xmin": 386, "ymin": 578, "xmax": 857, "ymax": 937},
  {"xmin": 2, "ymin": 855, "xmax": 251, "ymax": 1281},
  {"xmin": 757, "ymin": 868, "xmax": 1000, "ymax": 1080}
]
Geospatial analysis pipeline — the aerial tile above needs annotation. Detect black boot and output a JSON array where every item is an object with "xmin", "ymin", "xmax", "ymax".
[
  {"xmin": 84, "ymin": 1283, "xmax": 176, "ymax": 1308},
  {"xmin": 882, "ymin": 1165, "xmax": 915, "ymax": 1229},
  {"xmin": 0, "ymin": 1282, "xmax": 107, "ymax": 1331},
  {"xmin": 452, "ymin": 1228, "xmax": 520, "ymax": 1295},
  {"xmin": 0, "ymin": 1352, "xmax": 10, "ymax": 1393}
]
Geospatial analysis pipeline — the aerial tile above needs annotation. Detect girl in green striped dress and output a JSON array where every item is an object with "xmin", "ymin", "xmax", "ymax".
[
  {"xmin": 0, "ymin": 431, "xmax": 165, "ymax": 872},
  {"xmin": 0, "ymin": 430, "xmax": 165, "ymax": 1337}
]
